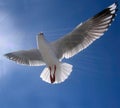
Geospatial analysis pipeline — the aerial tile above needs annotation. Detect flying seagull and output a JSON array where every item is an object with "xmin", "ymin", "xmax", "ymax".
[{"xmin": 4, "ymin": 2, "xmax": 118, "ymax": 84}]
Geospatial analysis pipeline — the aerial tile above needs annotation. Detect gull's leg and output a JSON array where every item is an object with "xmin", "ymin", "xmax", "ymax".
[
  {"xmin": 53, "ymin": 65, "xmax": 56, "ymax": 82},
  {"xmin": 49, "ymin": 65, "xmax": 56, "ymax": 84},
  {"xmin": 49, "ymin": 66, "xmax": 53, "ymax": 83}
]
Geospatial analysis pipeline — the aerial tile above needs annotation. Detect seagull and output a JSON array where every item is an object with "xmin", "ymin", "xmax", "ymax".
[{"xmin": 4, "ymin": 2, "xmax": 118, "ymax": 84}]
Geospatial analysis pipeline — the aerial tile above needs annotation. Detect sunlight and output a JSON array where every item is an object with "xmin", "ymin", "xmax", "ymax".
[{"xmin": 0, "ymin": 11, "xmax": 23, "ymax": 77}]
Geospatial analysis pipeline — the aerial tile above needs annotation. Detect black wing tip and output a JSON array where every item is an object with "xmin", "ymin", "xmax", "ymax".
[
  {"xmin": 4, "ymin": 53, "xmax": 10, "ymax": 58},
  {"xmin": 93, "ymin": 2, "xmax": 118, "ymax": 19},
  {"xmin": 108, "ymin": 2, "xmax": 118, "ymax": 12},
  {"xmin": 4, "ymin": 53, "xmax": 15, "ymax": 61}
]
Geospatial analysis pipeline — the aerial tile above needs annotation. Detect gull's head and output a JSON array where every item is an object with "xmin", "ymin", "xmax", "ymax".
[
  {"xmin": 38, "ymin": 32, "xmax": 44, "ymax": 37},
  {"xmin": 37, "ymin": 32, "xmax": 44, "ymax": 39}
]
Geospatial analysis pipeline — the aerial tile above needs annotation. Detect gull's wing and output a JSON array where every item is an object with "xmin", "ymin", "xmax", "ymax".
[
  {"xmin": 52, "ymin": 2, "xmax": 118, "ymax": 59},
  {"xmin": 4, "ymin": 49, "xmax": 45, "ymax": 66}
]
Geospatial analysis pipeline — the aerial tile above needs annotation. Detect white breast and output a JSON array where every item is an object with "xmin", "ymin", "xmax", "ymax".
[{"xmin": 37, "ymin": 37, "xmax": 59, "ymax": 66}]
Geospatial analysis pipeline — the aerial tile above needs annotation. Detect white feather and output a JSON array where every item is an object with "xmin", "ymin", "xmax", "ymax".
[{"xmin": 40, "ymin": 63, "xmax": 73, "ymax": 84}]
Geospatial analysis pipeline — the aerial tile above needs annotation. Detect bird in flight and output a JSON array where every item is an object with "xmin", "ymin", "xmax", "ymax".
[{"xmin": 4, "ymin": 2, "xmax": 118, "ymax": 84}]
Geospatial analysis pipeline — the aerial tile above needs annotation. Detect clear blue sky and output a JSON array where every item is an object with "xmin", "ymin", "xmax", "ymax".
[{"xmin": 0, "ymin": 0, "xmax": 120, "ymax": 108}]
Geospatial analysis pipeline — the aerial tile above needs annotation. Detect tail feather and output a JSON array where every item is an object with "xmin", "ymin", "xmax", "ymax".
[
  {"xmin": 40, "ymin": 62, "xmax": 73, "ymax": 84},
  {"xmin": 55, "ymin": 63, "xmax": 72, "ymax": 83},
  {"xmin": 40, "ymin": 67, "xmax": 50, "ymax": 83}
]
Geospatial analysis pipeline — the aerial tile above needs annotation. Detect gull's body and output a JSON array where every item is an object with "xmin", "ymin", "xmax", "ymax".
[
  {"xmin": 37, "ymin": 33, "xmax": 61, "ymax": 83},
  {"xmin": 37, "ymin": 34, "xmax": 59, "ymax": 67},
  {"xmin": 4, "ymin": 2, "xmax": 118, "ymax": 84}
]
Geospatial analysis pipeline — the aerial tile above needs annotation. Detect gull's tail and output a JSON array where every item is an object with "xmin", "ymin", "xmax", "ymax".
[{"xmin": 40, "ymin": 62, "xmax": 73, "ymax": 84}]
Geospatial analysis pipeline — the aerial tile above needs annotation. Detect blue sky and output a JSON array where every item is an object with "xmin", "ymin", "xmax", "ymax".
[{"xmin": 0, "ymin": 0, "xmax": 120, "ymax": 108}]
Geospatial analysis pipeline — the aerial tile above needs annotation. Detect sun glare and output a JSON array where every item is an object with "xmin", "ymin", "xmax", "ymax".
[{"xmin": 0, "ymin": 11, "xmax": 23, "ymax": 77}]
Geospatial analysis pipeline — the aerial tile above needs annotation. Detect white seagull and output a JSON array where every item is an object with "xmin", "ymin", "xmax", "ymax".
[{"xmin": 4, "ymin": 2, "xmax": 118, "ymax": 84}]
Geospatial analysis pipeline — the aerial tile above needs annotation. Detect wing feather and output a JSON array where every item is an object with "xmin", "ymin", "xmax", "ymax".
[
  {"xmin": 4, "ymin": 49, "xmax": 45, "ymax": 66},
  {"xmin": 52, "ymin": 2, "xmax": 118, "ymax": 59}
]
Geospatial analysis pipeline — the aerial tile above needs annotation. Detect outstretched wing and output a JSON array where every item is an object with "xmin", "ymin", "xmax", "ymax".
[
  {"xmin": 4, "ymin": 49, "xmax": 45, "ymax": 66},
  {"xmin": 52, "ymin": 2, "xmax": 118, "ymax": 59}
]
